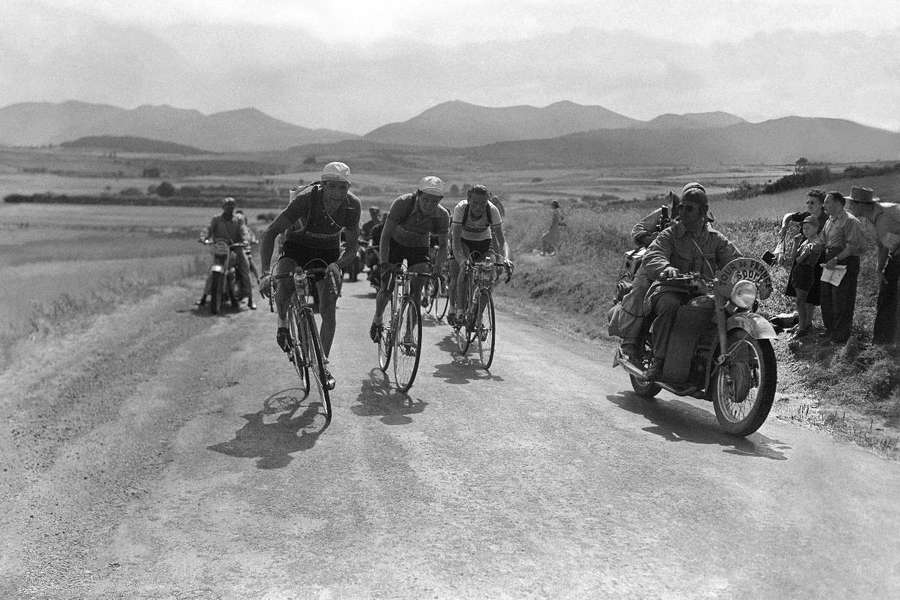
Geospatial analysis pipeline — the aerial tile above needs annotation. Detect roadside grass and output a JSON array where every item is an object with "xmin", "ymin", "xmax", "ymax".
[
  {"xmin": 0, "ymin": 225, "xmax": 207, "ymax": 370},
  {"xmin": 498, "ymin": 179, "xmax": 899, "ymax": 457}
]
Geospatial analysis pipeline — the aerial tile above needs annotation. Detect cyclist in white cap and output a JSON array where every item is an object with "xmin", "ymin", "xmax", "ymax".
[
  {"xmin": 369, "ymin": 176, "xmax": 450, "ymax": 342},
  {"xmin": 258, "ymin": 162, "xmax": 361, "ymax": 389}
]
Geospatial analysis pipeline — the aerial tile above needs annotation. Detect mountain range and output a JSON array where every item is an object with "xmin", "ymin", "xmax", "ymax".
[
  {"xmin": 1, "ymin": 99, "xmax": 899, "ymax": 165},
  {"xmin": 0, "ymin": 101, "xmax": 356, "ymax": 152}
]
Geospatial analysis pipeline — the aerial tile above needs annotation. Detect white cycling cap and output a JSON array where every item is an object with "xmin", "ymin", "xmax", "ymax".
[
  {"xmin": 321, "ymin": 161, "xmax": 351, "ymax": 183},
  {"xmin": 417, "ymin": 175, "xmax": 444, "ymax": 197}
]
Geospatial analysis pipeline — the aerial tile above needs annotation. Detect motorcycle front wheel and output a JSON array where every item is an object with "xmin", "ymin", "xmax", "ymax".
[
  {"xmin": 712, "ymin": 330, "xmax": 776, "ymax": 436},
  {"xmin": 630, "ymin": 375, "xmax": 660, "ymax": 399},
  {"xmin": 209, "ymin": 272, "xmax": 223, "ymax": 315}
]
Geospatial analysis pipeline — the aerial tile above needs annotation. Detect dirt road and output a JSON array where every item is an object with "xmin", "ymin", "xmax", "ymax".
[{"xmin": 2, "ymin": 281, "xmax": 899, "ymax": 599}]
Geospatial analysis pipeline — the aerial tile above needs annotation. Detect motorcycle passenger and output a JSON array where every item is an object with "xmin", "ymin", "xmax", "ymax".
[
  {"xmin": 235, "ymin": 209, "xmax": 261, "ymax": 284},
  {"xmin": 258, "ymin": 162, "xmax": 362, "ymax": 389},
  {"xmin": 642, "ymin": 183, "xmax": 742, "ymax": 380},
  {"xmin": 369, "ymin": 176, "xmax": 450, "ymax": 342},
  {"xmin": 631, "ymin": 191, "xmax": 680, "ymax": 247},
  {"xmin": 448, "ymin": 184, "xmax": 509, "ymax": 326},
  {"xmin": 198, "ymin": 197, "xmax": 255, "ymax": 310}
]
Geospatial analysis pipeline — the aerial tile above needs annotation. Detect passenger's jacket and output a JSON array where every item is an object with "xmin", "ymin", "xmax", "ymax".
[{"xmin": 643, "ymin": 221, "xmax": 741, "ymax": 281}]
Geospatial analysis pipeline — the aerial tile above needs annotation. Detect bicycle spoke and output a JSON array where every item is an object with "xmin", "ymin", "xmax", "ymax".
[{"xmin": 393, "ymin": 298, "xmax": 422, "ymax": 392}]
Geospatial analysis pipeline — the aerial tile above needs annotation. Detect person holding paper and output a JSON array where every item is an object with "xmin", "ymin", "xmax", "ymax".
[
  {"xmin": 847, "ymin": 186, "xmax": 900, "ymax": 344},
  {"xmin": 819, "ymin": 191, "xmax": 867, "ymax": 344}
]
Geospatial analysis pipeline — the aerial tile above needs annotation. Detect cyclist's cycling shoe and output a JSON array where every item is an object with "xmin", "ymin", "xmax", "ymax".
[
  {"xmin": 369, "ymin": 322, "xmax": 382, "ymax": 343},
  {"xmin": 446, "ymin": 313, "xmax": 457, "ymax": 327},
  {"xmin": 323, "ymin": 367, "xmax": 336, "ymax": 390},
  {"xmin": 276, "ymin": 327, "xmax": 292, "ymax": 352}
]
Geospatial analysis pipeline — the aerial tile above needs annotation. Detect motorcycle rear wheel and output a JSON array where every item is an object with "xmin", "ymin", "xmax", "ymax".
[{"xmin": 712, "ymin": 330, "xmax": 776, "ymax": 436}]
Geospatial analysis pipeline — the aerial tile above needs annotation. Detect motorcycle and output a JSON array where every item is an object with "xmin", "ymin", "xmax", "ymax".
[
  {"xmin": 613, "ymin": 257, "xmax": 778, "ymax": 436},
  {"xmin": 202, "ymin": 239, "xmax": 249, "ymax": 315},
  {"xmin": 341, "ymin": 238, "xmax": 366, "ymax": 282}
]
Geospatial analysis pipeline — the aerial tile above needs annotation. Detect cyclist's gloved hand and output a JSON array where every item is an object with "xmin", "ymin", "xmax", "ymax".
[
  {"xmin": 259, "ymin": 274, "xmax": 273, "ymax": 298},
  {"xmin": 660, "ymin": 266, "xmax": 680, "ymax": 280}
]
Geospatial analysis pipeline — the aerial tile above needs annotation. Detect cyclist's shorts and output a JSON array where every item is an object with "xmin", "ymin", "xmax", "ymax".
[
  {"xmin": 279, "ymin": 242, "xmax": 340, "ymax": 277},
  {"xmin": 462, "ymin": 238, "xmax": 492, "ymax": 259},
  {"xmin": 388, "ymin": 239, "xmax": 430, "ymax": 267}
]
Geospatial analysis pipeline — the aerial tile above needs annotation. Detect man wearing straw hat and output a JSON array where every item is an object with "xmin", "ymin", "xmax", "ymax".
[{"xmin": 848, "ymin": 186, "xmax": 900, "ymax": 344}]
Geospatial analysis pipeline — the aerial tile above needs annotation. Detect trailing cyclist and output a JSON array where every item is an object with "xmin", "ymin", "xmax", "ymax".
[
  {"xmin": 448, "ymin": 184, "xmax": 510, "ymax": 326},
  {"xmin": 369, "ymin": 176, "xmax": 450, "ymax": 342},
  {"xmin": 258, "ymin": 162, "xmax": 362, "ymax": 389}
]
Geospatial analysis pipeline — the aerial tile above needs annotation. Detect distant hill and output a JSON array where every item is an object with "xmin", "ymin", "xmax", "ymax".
[
  {"xmin": 642, "ymin": 111, "xmax": 748, "ymax": 129},
  {"xmin": 364, "ymin": 100, "xmax": 640, "ymax": 147},
  {"xmin": 465, "ymin": 116, "xmax": 900, "ymax": 167},
  {"xmin": 0, "ymin": 101, "xmax": 359, "ymax": 152},
  {"xmin": 61, "ymin": 135, "xmax": 207, "ymax": 154}
]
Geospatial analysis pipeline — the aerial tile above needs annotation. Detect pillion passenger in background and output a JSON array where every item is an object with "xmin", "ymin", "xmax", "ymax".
[
  {"xmin": 198, "ymin": 197, "xmax": 255, "ymax": 310},
  {"xmin": 631, "ymin": 192, "xmax": 680, "ymax": 247},
  {"xmin": 847, "ymin": 186, "xmax": 900, "ymax": 345},
  {"xmin": 819, "ymin": 190, "xmax": 867, "ymax": 345}
]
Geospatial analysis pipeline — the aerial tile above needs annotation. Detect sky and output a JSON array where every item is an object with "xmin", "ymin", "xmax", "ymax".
[{"xmin": 2, "ymin": 0, "xmax": 900, "ymax": 133}]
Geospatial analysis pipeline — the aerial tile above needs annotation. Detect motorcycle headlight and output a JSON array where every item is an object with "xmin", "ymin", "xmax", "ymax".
[{"xmin": 730, "ymin": 279, "xmax": 758, "ymax": 309}]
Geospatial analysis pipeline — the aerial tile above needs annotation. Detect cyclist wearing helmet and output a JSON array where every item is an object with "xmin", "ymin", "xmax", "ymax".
[
  {"xmin": 369, "ymin": 176, "xmax": 450, "ymax": 342},
  {"xmin": 447, "ymin": 184, "xmax": 509, "ymax": 325},
  {"xmin": 258, "ymin": 162, "xmax": 361, "ymax": 389}
]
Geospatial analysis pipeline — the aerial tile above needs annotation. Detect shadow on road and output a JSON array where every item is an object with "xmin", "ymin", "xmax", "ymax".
[
  {"xmin": 352, "ymin": 368, "xmax": 427, "ymax": 425},
  {"xmin": 607, "ymin": 392, "xmax": 791, "ymax": 460},
  {"xmin": 430, "ymin": 333, "xmax": 504, "ymax": 385},
  {"xmin": 207, "ymin": 387, "xmax": 329, "ymax": 469}
]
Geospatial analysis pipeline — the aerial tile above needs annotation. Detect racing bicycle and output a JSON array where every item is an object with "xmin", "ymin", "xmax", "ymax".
[
  {"xmin": 376, "ymin": 261, "xmax": 432, "ymax": 392},
  {"xmin": 271, "ymin": 259, "xmax": 334, "ymax": 419},
  {"xmin": 453, "ymin": 254, "xmax": 512, "ymax": 369}
]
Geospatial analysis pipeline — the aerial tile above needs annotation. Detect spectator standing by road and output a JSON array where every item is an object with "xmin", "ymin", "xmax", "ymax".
[
  {"xmin": 783, "ymin": 190, "xmax": 827, "ymax": 338},
  {"xmin": 540, "ymin": 200, "xmax": 566, "ymax": 255},
  {"xmin": 819, "ymin": 191, "xmax": 867, "ymax": 344},
  {"xmin": 847, "ymin": 186, "xmax": 900, "ymax": 345}
]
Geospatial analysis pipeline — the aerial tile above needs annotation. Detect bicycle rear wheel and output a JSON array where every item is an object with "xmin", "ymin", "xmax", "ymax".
[
  {"xmin": 474, "ymin": 292, "xmax": 496, "ymax": 369},
  {"xmin": 288, "ymin": 299, "xmax": 310, "ymax": 394},
  {"xmin": 377, "ymin": 294, "xmax": 394, "ymax": 371},
  {"xmin": 393, "ymin": 298, "xmax": 422, "ymax": 392},
  {"xmin": 301, "ymin": 309, "xmax": 331, "ymax": 419}
]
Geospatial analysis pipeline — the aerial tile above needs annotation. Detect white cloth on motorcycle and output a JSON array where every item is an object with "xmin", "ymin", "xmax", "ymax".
[{"xmin": 661, "ymin": 296, "xmax": 715, "ymax": 383}]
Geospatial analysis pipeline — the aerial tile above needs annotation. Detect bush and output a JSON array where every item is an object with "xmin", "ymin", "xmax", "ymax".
[{"xmin": 156, "ymin": 181, "xmax": 176, "ymax": 197}]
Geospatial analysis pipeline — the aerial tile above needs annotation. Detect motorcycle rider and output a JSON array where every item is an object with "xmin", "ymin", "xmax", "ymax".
[
  {"xmin": 369, "ymin": 176, "xmax": 450, "ymax": 342},
  {"xmin": 641, "ymin": 183, "xmax": 742, "ymax": 380},
  {"xmin": 198, "ymin": 197, "xmax": 255, "ymax": 310},
  {"xmin": 448, "ymin": 184, "xmax": 510, "ymax": 325},
  {"xmin": 258, "ymin": 162, "xmax": 361, "ymax": 389},
  {"xmin": 235, "ymin": 209, "xmax": 261, "ymax": 284},
  {"xmin": 361, "ymin": 206, "xmax": 382, "ymax": 242}
]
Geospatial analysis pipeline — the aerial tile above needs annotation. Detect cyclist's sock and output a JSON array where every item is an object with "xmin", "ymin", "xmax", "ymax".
[{"xmin": 277, "ymin": 316, "xmax": 288, "ymax": 328}]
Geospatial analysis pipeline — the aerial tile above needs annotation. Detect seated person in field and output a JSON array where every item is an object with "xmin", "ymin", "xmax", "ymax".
[
  {"xmin": 369, "ymin": 176, "xmax": 450, "ymax": 342},
  {"xmin": 641, "ymin": 183, "xmax": 742, "ymax": 380},
  {"xmin": 448, "ymin": 184, "xmax": 509, "ymax": 325}
]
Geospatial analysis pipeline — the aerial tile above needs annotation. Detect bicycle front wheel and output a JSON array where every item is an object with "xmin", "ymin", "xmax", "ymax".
[
  {"xmin": 434, "ymin": 277, "xmax": 450, "ymax": 320},
  {"xmin": 301, "ymin": 309, "xmax": 331, "ymax": 419},
  {"xmin": 474, "ymin": 292, "xmax": 496, "ymax": 369},
  {"xmin": 393, "ymin": 298, "xmax": 422, "ymax": 393},
  {"xmin": 288, "ymin": 299, "xmax": 310, "ymax": 394}
]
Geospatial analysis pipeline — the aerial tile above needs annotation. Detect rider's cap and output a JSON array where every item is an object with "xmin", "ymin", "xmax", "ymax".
[
  {"xmin": 680, "ymin": 182, "xmax": 708, "ymax": 206},
  {"xmin": 551, "ymin": 200, "xmax": 560, "ymax": 208},
  {"xmin": 417, "ymin": 176, "xmax": 444, "ymax": 197},
  {"xmin": 222, "ymin": 197, "xmax": 236, "ymax": 207},
  {"xmin": 470, "ymin": 184, "xmax": 489, "ymax": 196},
  {"xmin": 321, "ymin": 161, "xmax": 351, "ymax": 184}
]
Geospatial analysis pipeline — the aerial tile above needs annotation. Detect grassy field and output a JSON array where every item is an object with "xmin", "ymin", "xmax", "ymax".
[{"xmin": 0, "ymin": 205, "xmax": 210, "ymax": 369}]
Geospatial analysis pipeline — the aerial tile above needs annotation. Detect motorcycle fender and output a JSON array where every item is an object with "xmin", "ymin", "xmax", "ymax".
[
  {"xmin": 210, "ymin": 264, "xmax": 225, "ymax": 274},
  {"xmin": 726, "ymin": 312, "xmax": 777, "ymax": 340}
]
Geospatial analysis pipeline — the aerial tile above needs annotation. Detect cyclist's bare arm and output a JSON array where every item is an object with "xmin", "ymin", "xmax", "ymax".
[
  {"xmin": 450, "ymin": 222, "xmax": 466, "ymax": 262},
  {"xmin": 337, "ymin": 224, "xmax": 360, "ymax": 270},
  {"xmin": 378, "ymin": 219, "xmax": 398, "ymax": 266},
  {"xmin": 259, "ymin": 213, "xmax": 297, "ymax": 274},
  {"xmin": 491, "ymin": 224, "xmax": 509, "ymax": 261}
]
